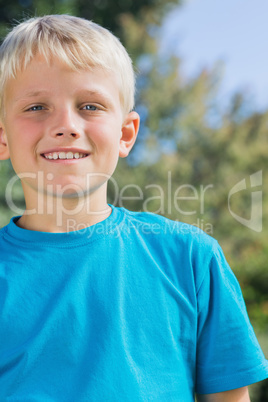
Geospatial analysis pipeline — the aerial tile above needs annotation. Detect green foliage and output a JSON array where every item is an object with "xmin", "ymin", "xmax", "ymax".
[
  {"xmin": 0, "ymin": 0, "xmax": 77, "ymax": 39},
  {"xmin": 75, "ymin": 0, "xmax": 182, "ymax": 34},
  {"xmin": 0, "ymin": 0, "xmax": 182, "ymax": 43}
]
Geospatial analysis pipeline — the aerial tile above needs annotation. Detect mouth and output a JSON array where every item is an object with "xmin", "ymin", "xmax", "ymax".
[{"xmin": 41, "ymin": 151, "xmax": 89, "ymax": 160}]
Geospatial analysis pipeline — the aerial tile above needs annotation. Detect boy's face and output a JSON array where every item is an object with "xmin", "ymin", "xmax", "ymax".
[{"xmin": 0, "ymin": 55, "xmax": 139, "ymax": 203}]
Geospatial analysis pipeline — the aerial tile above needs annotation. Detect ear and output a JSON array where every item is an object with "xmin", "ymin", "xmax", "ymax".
[
  {"xmin": 119, "ymin": 111, "xmax": 140, "ymax": 158},
  {"xmin": 0, "ymin": 123, "xmax": 10, "ymax": 160}
]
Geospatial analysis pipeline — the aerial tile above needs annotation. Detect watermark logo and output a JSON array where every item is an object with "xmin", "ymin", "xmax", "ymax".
[
  {"xmin": 3, "ymin": 170, "xmax": 214, "ymax": 233},
  {"xmin": 228, "ymin": 170, "xmax": 262, "ymax": 232},
  {"xmin": 2, "ymin": 169, "xmax": 264, "ymax": 233}
]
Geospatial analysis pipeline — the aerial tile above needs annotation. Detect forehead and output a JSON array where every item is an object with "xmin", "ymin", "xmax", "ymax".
[{"xmin": 4, "ymin": 55, "xmax": 121, "ymax": 105}]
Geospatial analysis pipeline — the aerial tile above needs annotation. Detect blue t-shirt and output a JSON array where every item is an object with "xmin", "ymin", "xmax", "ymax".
[{"xmin": 0, "ymin": 206, "xmax": 267, "ymax": 401}]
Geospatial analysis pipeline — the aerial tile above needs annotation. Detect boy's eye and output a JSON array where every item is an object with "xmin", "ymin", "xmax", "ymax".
[
  {"xmin": 27, "ymin": 105, "xmax": 45, "ymax": 111},
  {"xmin": 82, "ymin": 105, "xmax": 98, "ymax": 111}
]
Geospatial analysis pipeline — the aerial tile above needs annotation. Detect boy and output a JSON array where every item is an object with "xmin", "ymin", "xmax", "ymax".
[{"xmin": 0, "ymin": 14, "xmax": 267, "ymax": 401}]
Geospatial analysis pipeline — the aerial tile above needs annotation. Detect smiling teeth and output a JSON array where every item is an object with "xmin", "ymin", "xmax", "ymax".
[{"xmin": 44, "ymin": 152, "xmax": 87, "ymax": 160}]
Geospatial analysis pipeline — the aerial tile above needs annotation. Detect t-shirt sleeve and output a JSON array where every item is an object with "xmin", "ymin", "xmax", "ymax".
[{"xmin": 195, "ymin": 241, "xmax": 268, "ymax": 394}]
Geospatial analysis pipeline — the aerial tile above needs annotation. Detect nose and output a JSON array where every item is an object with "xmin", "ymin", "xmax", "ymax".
[
  {"xmin": 56, "ymin": 131, "xmax": 79, "ymax": 138},
  {"xmin": 50, "ymin": 108, "xmax": 82, "ymax": 139}
]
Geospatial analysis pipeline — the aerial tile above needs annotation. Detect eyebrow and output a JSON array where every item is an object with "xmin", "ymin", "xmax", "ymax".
[
  {"xmin": 75, "ymin": 89, "xmax": 115, "ymax": 107},
  {"xmin": 14, "ymin": 90, "xmax": 50, "ymax": 102}
]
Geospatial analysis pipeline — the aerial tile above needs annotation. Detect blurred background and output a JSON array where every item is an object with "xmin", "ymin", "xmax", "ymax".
[{"xmin": 0, "ymin": 0, "xmax": 267, "ymax": 399}]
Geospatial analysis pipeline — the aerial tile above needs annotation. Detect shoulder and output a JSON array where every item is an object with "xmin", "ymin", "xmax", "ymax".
[
  {"xmin": 0, "ymin": 223, "xmax": 8, "ymax": 243},
  {"xmin": 115, "ymin": 207, "xmax": 220, "ymax": 285},
  {"xmin": 0, "ymin": 217, "xmax": 23, "ymax": 253},
  {"xmin": 117, "ymin": 206, "xmax": 217, "ymax": 249}
]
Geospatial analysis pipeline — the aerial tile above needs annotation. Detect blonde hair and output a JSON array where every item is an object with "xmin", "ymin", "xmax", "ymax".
[{"xmin": 0, "ymin": 14, "xmax": 135, "ymax": 115}]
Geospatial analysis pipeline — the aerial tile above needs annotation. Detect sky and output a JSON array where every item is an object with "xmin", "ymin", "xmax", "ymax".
[{"xmin": 161, "ymin": 0, "xmax": 268, "ymax": 112}]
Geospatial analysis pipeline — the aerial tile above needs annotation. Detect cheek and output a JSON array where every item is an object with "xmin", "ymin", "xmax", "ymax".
[
  {"xmin": 8, "ymin": 119, "xmax": 41, "ymax": 148},
  {"xmin": 5, "ymin": 121, "xmax": 39, "ymax": 167},
  {"xmin": 89, "ymin": 121, "xmax": 122, "ymax": 151}
]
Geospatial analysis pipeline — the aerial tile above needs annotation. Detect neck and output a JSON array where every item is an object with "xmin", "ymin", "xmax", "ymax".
[{"xmin": 17, "ymin": 186, "xmax": 112, "ymax": 233}]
